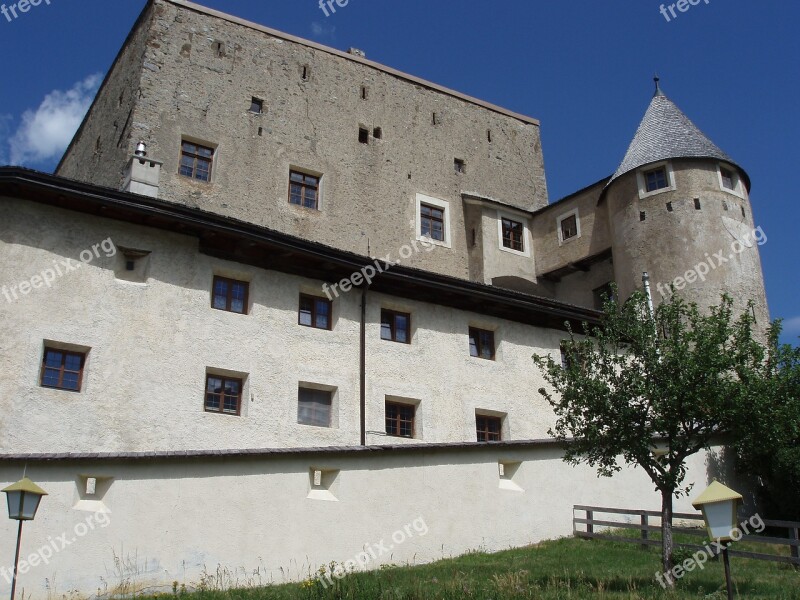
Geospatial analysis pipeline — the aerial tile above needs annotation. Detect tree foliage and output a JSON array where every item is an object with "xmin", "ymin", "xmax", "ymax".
[{"xmin": 533, "ymin": 290, "xmax": 767, "ymax": 581}]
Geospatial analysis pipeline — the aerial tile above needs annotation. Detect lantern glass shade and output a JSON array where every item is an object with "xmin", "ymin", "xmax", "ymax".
[
  {"xmin": 6, "ymin": 490, "xmax": 43, "ymax": 520},
  {"xmin": 701, "ymin": 500, "xmax": 738, "ymax": 541}
]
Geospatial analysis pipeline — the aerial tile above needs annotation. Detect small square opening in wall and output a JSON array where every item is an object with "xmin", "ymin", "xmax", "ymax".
[
  {"xmin": 694, "ymin": 198, "xmax": 702, "ymax": 210},
  {"xmin": 115, "ymin": 246, "xmax": 151, "ymax": 284},
  {"xmin": 498, "ymin": 461, "xmax": 523, "ymax": 492},
  {"xmin": 307, "ymin": 468, "xmax": 339, "ymax": 501},
  {"xmin": 666, "ymin": 202, "xmax": 673, "ymax": 212},
  {"xmin": 640, "ymin": 211, "xmax": 646, "ymax": 222},
  {"xmin": 74, "ymin": 475, "xmax": 113, "ymax": 512},
  {"xmin": 373, "ymin": 127, "xmax": 382, "ymax": 140},
  {"xmin": 249, "ymin": 97, "xmax": 263, "ymax": 114},
  {"xmin": 454, "ymin": 158, "xmax": 466, "ymax": 174},
  {"xmin": 358, "ymin": 127, "xmax": 369, "ymax": 144}
]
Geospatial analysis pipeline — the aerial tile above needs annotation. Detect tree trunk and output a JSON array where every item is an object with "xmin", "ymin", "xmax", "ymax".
[{"xmin": 661, "ymin": 489, "xmax": 674, "ymax": 587}]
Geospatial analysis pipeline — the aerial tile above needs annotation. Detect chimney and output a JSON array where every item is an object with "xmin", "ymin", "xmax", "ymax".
[
  {"xmin": 123, "ymin": 141, "xmax": 162, "ymax": 198},
  {"xmin": 347, "ymin": 47, "xmax": 366, "ymax": 58}
]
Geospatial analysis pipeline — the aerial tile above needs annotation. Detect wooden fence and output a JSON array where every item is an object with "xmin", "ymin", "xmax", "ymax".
[{"xmin": 573, "ymin": 505, "xmax": 800, "ymax": 566}]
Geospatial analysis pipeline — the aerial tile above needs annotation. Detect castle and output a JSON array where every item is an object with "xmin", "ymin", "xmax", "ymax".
[{"xmin": 0, "ymin": 0, "xmax": 767, "ymax": 595}]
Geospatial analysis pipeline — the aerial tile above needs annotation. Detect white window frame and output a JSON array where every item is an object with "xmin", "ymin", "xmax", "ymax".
[
  {"xmin": 496, "ymin": 210, "xmax": 531, "ymax": 257},
  {"xmin": 717, "ymin": 163, "xmax": 745, "ymax": 199},
  {"xmin": 636, "ymin": 161, "xmax": 676, "ymax": 199},
  {"xmin": 557, "ymin": 208, "xmax": 581, "ymax": 245},
  {"xmin": 415, "ymin": 193, "xmax": 451, "ymax": 248}
]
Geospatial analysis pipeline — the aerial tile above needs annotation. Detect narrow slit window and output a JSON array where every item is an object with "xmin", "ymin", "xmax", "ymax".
[
  {"xmin": 358, "ymin": 128, "xmax": 369, "ymax": 144},
  {"xmin": 640, "ymin": 211, "xmax": 646, "ymax": 221},
  {"xmin": 360, "ymin": 86, "xmax": 368, "ymax": 100},
  {"xmin": 694, "ymin": 198, "xmax": 701, "ymax": 210}
]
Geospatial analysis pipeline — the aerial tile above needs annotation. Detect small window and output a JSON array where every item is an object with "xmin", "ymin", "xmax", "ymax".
[
  {"xmin": 694, "ymin": 198, "xmax": 701, "ymax": 210},
  {"xmin": 373, "ymin": 127, "xmax": 382, "ymax": 140},
  {"xmin": 476, "ymin": 415, "xmax": 502, "ymax": 442},
  {"xmin": 299, "ymin": 294, "xmax": 332, "ymax": 330},
  {"xmin": 41, "ymin": 348, "xmax": 85, "ymax": 392},
  {"xmin": 381, "ymin": 309, "xmax": 411, "ymax": 344},
  {"xmin": 469, "ymin": 327, "xmax": 495, "ymax": 360},
  {"xmin": 212, "ymin": 276, "xmax": 249, "ymax": 314},
  {"xmin": 593, "ymin": 282, "xmax": 615, "ymax": 311},
  {"xmin": 501, "ymin": 218, "xmax": 524, "ymax": 251},
  {"xmin": 432, "ymin": 112, "xmax": 440, "ymax": 125},
  {"xmin": 385, "ymin": 401, "xmax": 415, "ymax": 438},
  {"xmin": 560, "ymin": 214, "xmax": 578, "ymax": 241},
  {"xmin": 360, "ymin": 86, "xmax": 368, "ymax": 100},
  {"xmin": 214, "ymin": 42, "xmax": 225, "ymax": 58},
  {"xmin": 454, "ymin": 158, "xmax": 466, "ymax": 174},
  {"xmin": 666, "ymin": 202, "xmax": 673, "ymax": 212},
  {"xmin": 487, "ymin": 129, "xmax": 492, "ymax": 143},
  {"xmin": 298, "ymin": 388, "xmax": 333, "ymax": 427},
  {"xmin": 720, "ymin": 167, "xmax": 735, "ymax": 190},
  {"xmin": 644, "ymin": 166, "xmax": 669, "ymax": 192},
  {"xmin": 204, "ymin": 375, "xmax": 242, "ymax": 415},
  {"xmin": 289, "ymin": 170, "xmax": 320, "ymax": 209},
  {"xmin": 741, "ymin": 206, "xmax": 746, "ymax": 219},
  {"xmin": 179, "ymin": 141, "xmax": 214, "ymax": 182},
  {"xmin": 420, "ymin": 204, "xmax": 445, "ymax": 241},
  {"xmin": 250, "ymin": 97, "xmax": 263, "ymax": 114},
  {"xmin": 640, "ymin": 211, "xmax": 646, "ymax": 222},
  {"xmin": 301, "ymin": 65, "xmax": 310, "ymax": 81},
  {"xmin": 358, "ymin": 128, "xmax": 369, "ymax": 144}
]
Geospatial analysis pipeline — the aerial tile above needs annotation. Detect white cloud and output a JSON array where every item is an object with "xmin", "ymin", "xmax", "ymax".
[
  {"xmin": 782, "ymin": 316, "xmax": 800, "ymax": 337},
  {"xmin": 8, "ymin": 74, "xmax": 103, "ymax": 167},
  {"xmin": 311, "ymin": 21, "xmax": 336, "ymax": 40}
]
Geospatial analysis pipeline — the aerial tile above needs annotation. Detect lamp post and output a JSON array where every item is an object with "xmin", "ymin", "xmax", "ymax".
[
  {"xmin": 2, "ymin": 478, "xmax": 47, "ymax": 600},
  {"xmin": 692, "ymin": 480, "xmax": 743, "ymax": 600}
]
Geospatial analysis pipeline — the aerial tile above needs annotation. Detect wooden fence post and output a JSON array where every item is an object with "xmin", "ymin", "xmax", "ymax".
[
  {"xmin": 791, "ymin": 526, "xmax": 799, "ymax": 568},
  {"xmin": 641, "ymin": 513, "xmax": 649, "ymax": 551},
  {"xmin": 587, "ymin": 510, "xmax": 594, "ymax": 535}
]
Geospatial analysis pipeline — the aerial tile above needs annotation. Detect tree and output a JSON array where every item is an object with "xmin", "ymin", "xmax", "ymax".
[
  {"xmin": 729, "ymin": 323, "xmax": 800, "ymax": 519},
  {"xmin": 533, "ymin": 291, "xmax": 764, "ymax": 586}
]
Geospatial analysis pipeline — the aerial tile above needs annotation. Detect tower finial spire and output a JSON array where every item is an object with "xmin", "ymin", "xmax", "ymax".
[{"xmin": 653, "ymin": 75, "xmax": 664, "ymax": 97}]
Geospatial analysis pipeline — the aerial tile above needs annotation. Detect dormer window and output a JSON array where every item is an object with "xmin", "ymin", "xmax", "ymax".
[
  {"xmin": 718, "ymin": 163, "xmax": 745, "ymax": 198},
  {"xmin": 636, "ymin": 161, "xmax": 675, "ymax": 199}
]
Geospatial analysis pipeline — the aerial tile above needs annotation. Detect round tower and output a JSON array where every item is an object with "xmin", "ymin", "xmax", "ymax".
[{"xmin": 601, "ymin": 79, "xmax": 769, "ymax": 324}]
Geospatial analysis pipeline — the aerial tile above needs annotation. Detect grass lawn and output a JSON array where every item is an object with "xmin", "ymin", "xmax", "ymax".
[{"xmin": 158, "ymin": 535, "xmax": 800, "ymax": 599}]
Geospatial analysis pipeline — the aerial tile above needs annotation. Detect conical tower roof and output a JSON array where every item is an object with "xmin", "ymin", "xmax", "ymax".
[{"xmin": 606, "ymin": 79, "xmax": 749, "ymax": 189}]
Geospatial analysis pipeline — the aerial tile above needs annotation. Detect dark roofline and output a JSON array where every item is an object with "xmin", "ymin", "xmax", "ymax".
[
  {"xmin": 0, "ymin": 168, "xmax": 602, "ymax": 331},
  {"xmin": 0, "ymin": 438, "xmax": 569, "ymax": 463},
  {"xmin": 532, "ymin": 175, "xmax": 611, "ymax": 216}
]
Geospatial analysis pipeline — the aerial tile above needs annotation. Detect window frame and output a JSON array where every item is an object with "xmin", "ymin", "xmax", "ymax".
[
  {"xmin": 557, "ymin": 208, "xmax": 581, "ymax": 244},
  {"xmin": 636, "ymin": 161, "xmax": 676, "ymax": 199},
  {"xmin": 204, "ymin": 374, "xmax": 243, "ymax": 416},
  {"xmin": 476, "ymin": 414, "xmax": 502, "ymax": 442},
  {"xmin": 380, "ymin": 309, "xmax": 411, "ymax": 344},
  {"xmin": 385, "ymin": 401, "xmax": 415, "ymax": 438},
  {"xmin": 298, "ymin": 294, "xmax": 333, "ymax": 330},
  {"xmin": 496, "ymin": 210, "xmax": 530, "ymax": 256},
  {"xmin": 717, "ymin": 163, "xmax": 745, "ymax": 198},
  {"xmin": 415, "ymin": 193, "xmax": 451, "ymax": 248},
  {"xmin": 297, "ymin": 387, "xmax": 333, "ymax": 428},
  {"xmin": 469, "ymin": 327, "xmax": 496, "ymax": 361},
  {"xmin": 211, "ymin": 276, "xmax": 249, "ymax": 315},
  {"xmin": 179, "ymin": 140, "xmax": 214, "ymax": 183},
  {"xmin": 288, "ymin": 169, "xmax": 321, "ymax": 210},
  {"xmin": 40, "ymin": 347, "xmax": 86, "ymax": 392}
]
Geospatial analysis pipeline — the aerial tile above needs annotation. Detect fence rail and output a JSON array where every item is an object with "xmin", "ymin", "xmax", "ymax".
[{"xmin": 573, "ymin": 505, "xmax": 800, "ymax": 567}]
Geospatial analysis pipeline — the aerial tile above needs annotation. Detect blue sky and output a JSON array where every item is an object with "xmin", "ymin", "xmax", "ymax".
[{"xmin": 1, "ymin": 0, "xmax": 797, "ymax": 344}]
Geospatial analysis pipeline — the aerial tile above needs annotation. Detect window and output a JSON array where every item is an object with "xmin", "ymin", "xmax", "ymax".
[
  {"xmin": 299, "ymin": 294, "xmax": 332, "ymax": 330},
  {"xmin": 469, "ymin": 327, "xmax": 495, "ymax": 360},
  {"xmin": 560, "ymin": 214, "xmax": 578, "ymax": 241},
  {"xmin": 501, "ymin": 218, "xmax": 524, "ymax": 251},
  {"xmin": 720, "ymin": 167, "xmax": 735, "ymax": 190},
  {"xmin": 212, "ymin": 276, "xmax": 248, "ymax": 314},
  {"xmin": 694, "ymin": 198, "xmax": 702, "ymax": 210},
  {"xmin": 358, "ymin": 127, "xmax": 369, "ymax": 144},
  {"xmin": 301, "ymin": 65, "xmax": 310, "ymax": 81},
  {"xmin": 360, "ymin": 86, "xmax": 368, "ymax": 100},
  {"xmin": 381, "ymin": 309, "xmax": 410, "ymax": 343},
  {"xmin": 385, "ymin": 401, "xmax": 415, "ymax": 438},
  {"xmin": 289, "ymin": 170, "xmax": 320, "ymax": 209},
  {"xmin": 593, "ymin": 282, "xmax": 615, "ymax": 311},
  {"xmin": 298, "ymin": 388, "xmax": 333, "ymax": 427},
  {"xmin": 476, "ymin": 415, "xmax": 502, "ymax": 442},
  {"xmin": 454, "ymin": 158, "xmax": 466, "ymax": 174},
  {"xmin": 420, "ymin": 204, "xmax": 445, "ymax": 241},
  {"xmin": 204, "ymin": 375, "xmax": 242, "ymax": 415},
  {"xmin": 644, "ymin": 166, "xmax": 668, "ymax": 192},
  {"xmin": 41, "ymin": 348, "xmax": 85, "ymax": 392},
  {"xmin": 250, "ymin": 97, "xmax": 263, "ymax": 113},
  {"xmin": 179, "ymin": 141, "xmax": 214, "ymax": 182},
  {"xmin": 373, "ymin": 127, "xmax": 382, "ymax": 140}
]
